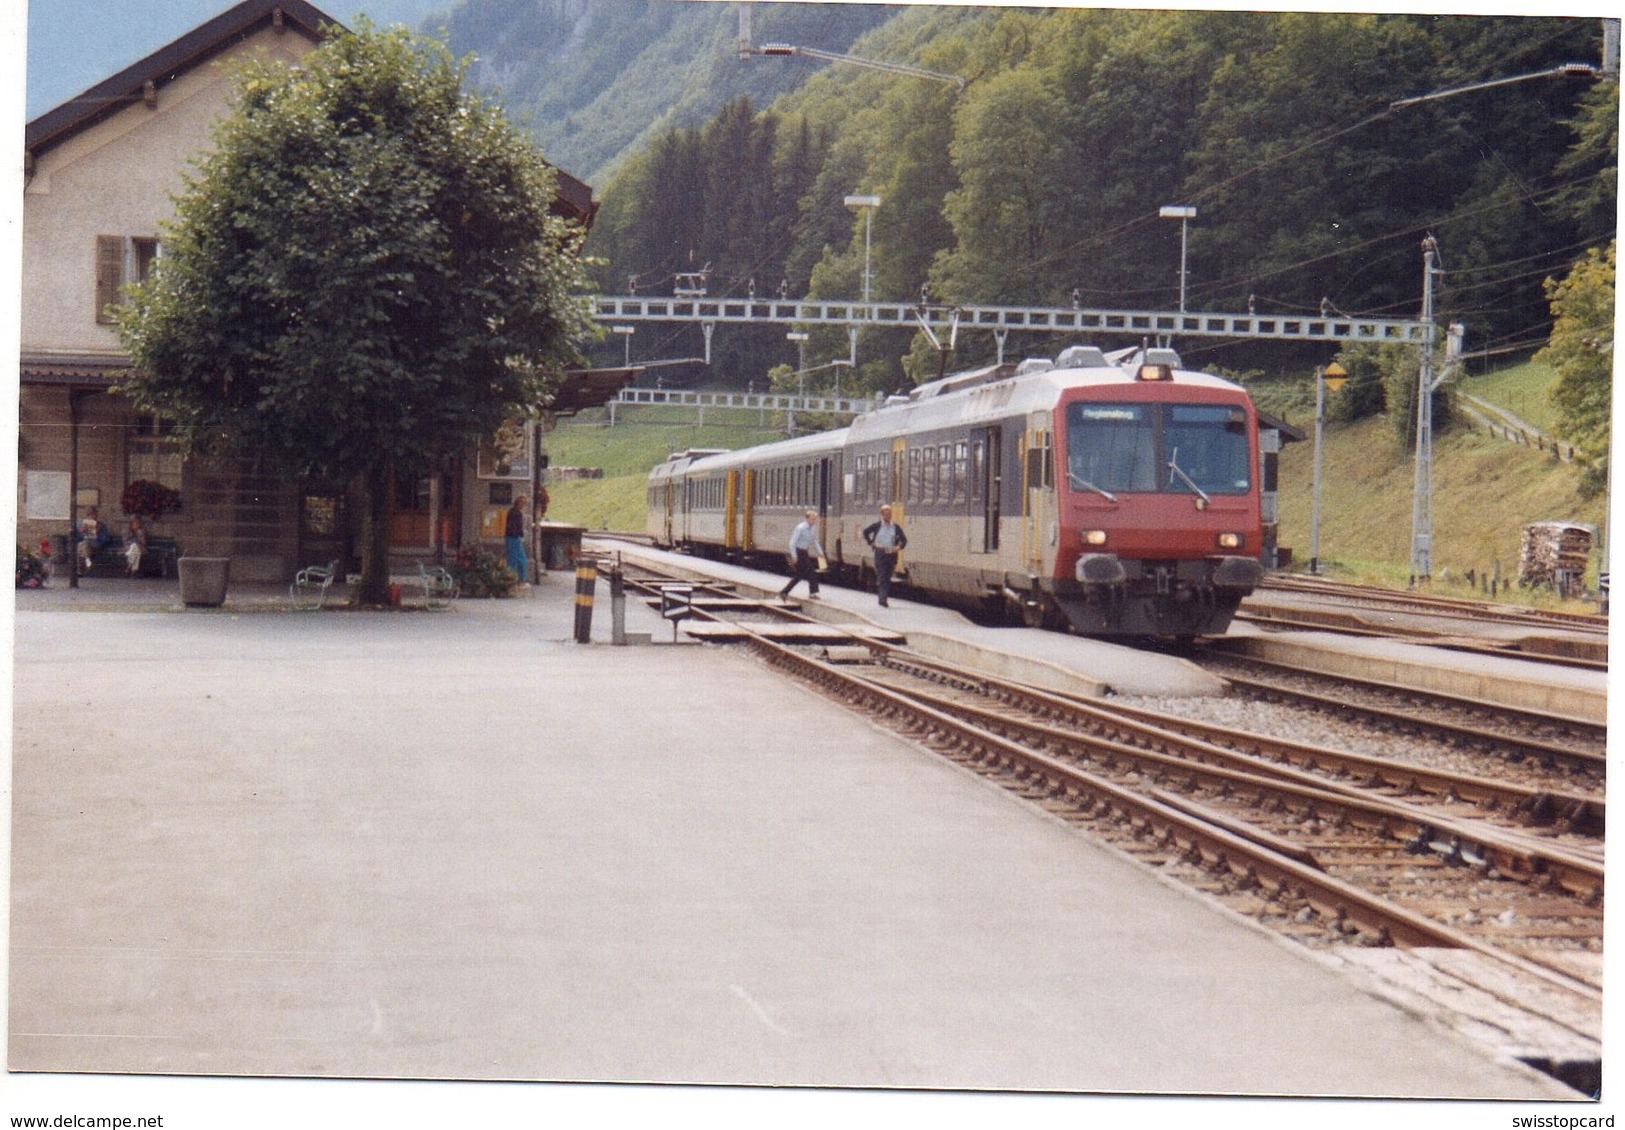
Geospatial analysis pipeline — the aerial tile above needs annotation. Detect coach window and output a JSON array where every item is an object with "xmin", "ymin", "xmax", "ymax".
[
  {"xmin": 1163, "ymin": 405, "xmax": 1251, "ymax": 493},
  {"xmin": 1067, "ymin": 404, "xmax": 1156, "ymax": 493}
]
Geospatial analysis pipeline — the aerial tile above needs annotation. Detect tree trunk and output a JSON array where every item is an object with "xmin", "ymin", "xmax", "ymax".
[{"xmin": 357, "ymin": 462, "xmax": 393, "ymax": 605}]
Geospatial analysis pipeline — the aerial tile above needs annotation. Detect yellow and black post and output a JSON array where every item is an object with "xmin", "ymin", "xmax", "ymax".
[{"xmin": 572, "ymin": 560, "xmax": 598, "ymax": 643}]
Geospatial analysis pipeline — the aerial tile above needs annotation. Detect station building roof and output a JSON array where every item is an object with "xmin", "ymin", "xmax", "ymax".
[{"xmin": 23, "ymin": 0, "xmax": 597, "ymax": 227}]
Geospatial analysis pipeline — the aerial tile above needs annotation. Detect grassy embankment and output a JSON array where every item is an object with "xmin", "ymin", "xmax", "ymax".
[
  {"xmin": 544, "ymin": 362, "xmax": 1607, "ymax": 609},
  {"xmin": 543, "ymin": 404, "xmax": 786, "ymax": 533}
]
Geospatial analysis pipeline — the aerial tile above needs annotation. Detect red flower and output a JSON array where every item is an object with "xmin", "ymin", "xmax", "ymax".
[{"xmin": 120, "ymin": 480, "xmax": 182, "ymax": 520}]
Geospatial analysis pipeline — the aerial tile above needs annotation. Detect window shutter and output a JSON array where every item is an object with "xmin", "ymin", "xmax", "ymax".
[{"xmin": 95, "ymin": 236, "xmax": 123, "ymax": 324}]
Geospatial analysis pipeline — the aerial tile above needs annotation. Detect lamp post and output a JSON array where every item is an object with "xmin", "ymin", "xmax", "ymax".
[
  {"xmin": 845, "ymin": 194, "xmax": 880, "ymax": 367},
  {"xmin": 1159, "ymin": 205, "xmax": 1197, "ymax": 313},
  {"xmin": 1310, "ymin": 361, "xmax": 1348, "ymax": 575},
  {"xmin": 612, "ymin": 324, "xmax": 635, "ymax": 366},
  {"xmin": 786, "ymin": 331, "xmax": 808, "ymax": 391}
]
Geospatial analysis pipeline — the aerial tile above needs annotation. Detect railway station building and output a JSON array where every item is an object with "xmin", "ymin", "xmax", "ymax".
[{"xmin": 18, "ymin": 0, "xmax": 631, "ymax": 582}]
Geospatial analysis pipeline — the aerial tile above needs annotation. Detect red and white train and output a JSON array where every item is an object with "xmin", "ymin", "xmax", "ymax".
[{"xmin": 646, "ymin": 345, "xmax": 1266, "ymax": 638}]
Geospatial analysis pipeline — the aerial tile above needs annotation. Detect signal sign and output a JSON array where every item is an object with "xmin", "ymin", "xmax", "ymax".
[{"xmin": 661, "ymin": 584, "xmax": 693, "ymax": 621}]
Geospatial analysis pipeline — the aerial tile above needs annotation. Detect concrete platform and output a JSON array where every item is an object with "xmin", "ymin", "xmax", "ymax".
[
  {"xmin": 605, "ymin": 542, "xmax": 1608, "ymax": 723},
  {"xmin": 6, "ymin": 569, "xmax": 1587, "ymax": 1124},
  {"xmin": 1220, "ymin": 624, "xmax": 1608, "ymax": 725},
  {"xmin": 600, "ymin": 542, "xmax": 1225, "ymax": 699}
]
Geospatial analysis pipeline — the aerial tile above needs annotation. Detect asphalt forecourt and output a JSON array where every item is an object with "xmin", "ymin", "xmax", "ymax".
[{"xmin": 9, "ymin": 582, "xmax": 1580, "ymax": 1111}]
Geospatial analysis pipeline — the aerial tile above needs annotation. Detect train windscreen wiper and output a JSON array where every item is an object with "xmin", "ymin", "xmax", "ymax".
[
  {"xmin": 1068, "ymin": 472, "xmax": 1118, "ymax": 503},
  {"xmin": 1165, "ymin": 448, "xmax": 1211, "ymax": 508}
]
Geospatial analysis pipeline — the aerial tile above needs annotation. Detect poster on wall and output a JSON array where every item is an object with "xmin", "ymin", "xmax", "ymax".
[
  {"xmin": 477, "ymin": 419, "xmax": 531, "ymax": 479},
  {"xmin": 24, "ymin": 471, "xmax": 71, "ymax": 520},
  {"xmin": 480, "ymin": 506, "xmax": 508, "ymax": 538}
]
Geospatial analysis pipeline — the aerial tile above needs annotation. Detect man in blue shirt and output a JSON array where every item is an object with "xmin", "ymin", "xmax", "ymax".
[{"xmin": 779, "ymin": 510, "xmax": 824, "ymax": 599}]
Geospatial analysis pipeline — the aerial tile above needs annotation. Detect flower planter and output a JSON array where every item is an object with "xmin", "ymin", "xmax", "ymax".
[{"xmin": 178, "ymin": 556, "xmax": 230, "ymax": 607}]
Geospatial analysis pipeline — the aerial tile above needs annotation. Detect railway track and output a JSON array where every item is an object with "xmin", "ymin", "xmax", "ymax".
[
  {"xmin": 607, "ymin": 555, "xmax": 1603, "ymax": 1083},
  {"xmin": 1193, "ymin": 648, "xmax": 1606, "ymax": 782},
  {"xmin": 1258, "ymin": 573, "xmax": 1608, "ymax": 635},
  {"xmin": 1247, "ymin": 576, "xmax": 1609, "ymax": 672}
]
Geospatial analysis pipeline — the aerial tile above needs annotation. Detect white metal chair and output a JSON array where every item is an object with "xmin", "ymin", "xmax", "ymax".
[
  {"xmin": 417, "ymin": 562, "xmax": 459, "ymax": 609},
  {"xmin": 290, "ymin": 559, "xmax": 338, "ymax": 610}
]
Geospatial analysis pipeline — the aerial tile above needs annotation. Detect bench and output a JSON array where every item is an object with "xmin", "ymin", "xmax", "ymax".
[
  {"xmin": 290, "ymin": 559, "xmax": 340, "ymax": 610},
  {"xmin": 76, "ymin": 534, "xmax": 180, "ymax": 578},
  {"xmin": 417, "ymin": 562, "xmax": 459, "ymax": 610}
]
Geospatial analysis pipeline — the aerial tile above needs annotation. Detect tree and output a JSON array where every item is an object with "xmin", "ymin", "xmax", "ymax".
[
  {"xmin": 116, "ymin": 23, "xmax": 595, "ymax": 604},
  {"xmin": 1538, "ymin": 240, "xmax": 1614, "ymax": 498}
]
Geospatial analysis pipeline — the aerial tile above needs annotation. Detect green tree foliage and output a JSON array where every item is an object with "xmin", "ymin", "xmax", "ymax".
[
  {"xmin": 1382, "ymin": 344, "xmax": 1457, "ymax": 450},
  {"xmin": 1326, "ymin": 346, "xmax": 1389, "ymax": 425},
  {"xmin": 584, "ymin": 9, "xmax": 1613, "ymax": 391},
  {"xmin": 1537, "ymin": 241, "xmax": 1614, "ymax": 497},
  {"xmin": 1550, "ymin": 81, "xmax": 1620, "ymax": 243},
  {"xmin": 115, "ymin": 22, "xmax": 596, "ymax": 604}
]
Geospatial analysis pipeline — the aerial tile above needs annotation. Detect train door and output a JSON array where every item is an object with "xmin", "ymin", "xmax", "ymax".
[
  {"xmin": 741, "ymin": 467, "xmax": 756, "ymax": 552},
  {"xmin": 972, "ymin": 427, "xmax": 1000, "ymax": 553},
  {"xmin": 890, "ymin": 438, "xmax": 907, "ymax": 521},
  {"xmin": 662, "ymin": 477, "xmax": 676, "ymax": 546},
  {"xmin": 725, "ymin": 469, "xmax": 740, "ymax": 551},
  {"xmin": 1021, "ymin": 419, "xmax": 1053, "ymax": 574}
]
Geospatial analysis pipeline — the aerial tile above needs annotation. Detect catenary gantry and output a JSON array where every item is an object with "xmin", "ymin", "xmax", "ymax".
[{"xmin": 592, "ymin": 295, "xmax": 1428, "ymax": 355}]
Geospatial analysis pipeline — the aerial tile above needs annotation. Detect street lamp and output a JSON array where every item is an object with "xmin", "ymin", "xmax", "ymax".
[
  {"xmin": 786, "ymin": 331, "xmax": 809, "ymax": 392},
  {"xmin": 1310, "ymin": 361, "xmax": 1348, "ymax": 575},
  {"xmin": 845, "ymin": 194, "xmax": 881, "ymax": 367},
  {"xmin": 612, "ymin": 324, "xmax": 635, "ymax": 366},
  {"xmin": 1159, "ymin": 205, "xmax": 1197, "ymax": 313}
]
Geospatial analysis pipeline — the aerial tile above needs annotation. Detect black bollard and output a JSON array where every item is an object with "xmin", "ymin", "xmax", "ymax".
[{"xmin": 573, "ymin": 562, "xmax": 598, "ymax": 643}]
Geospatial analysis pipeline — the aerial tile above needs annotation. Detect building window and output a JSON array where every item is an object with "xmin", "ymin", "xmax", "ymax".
[
  {"xmin": 127, "ymin": 415, "xmax": 183, "ymax": 491},
  {"xmin": 97, "ymin": 235, "xmax": 160, "ymax": 323}
]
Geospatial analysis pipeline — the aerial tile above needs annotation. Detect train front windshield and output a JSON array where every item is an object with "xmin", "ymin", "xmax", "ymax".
[{"xmin": 1065, "ymin": 402, "xmax": 1250, "ymax": 496}]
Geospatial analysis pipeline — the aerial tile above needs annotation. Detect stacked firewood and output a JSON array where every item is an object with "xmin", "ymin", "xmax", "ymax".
[{"xmin": 1518, "ymin": 521, "xmax": 1594, "ymax": 596}]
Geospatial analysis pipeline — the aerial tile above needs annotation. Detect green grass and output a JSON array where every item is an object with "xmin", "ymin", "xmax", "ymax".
[
  {"xmin": 1274, "ymin": 414, "xmax": 1604, "ymax": 598},
  {"xmin": 1458, "ymin": 358, "xmax": 1559, "ymax": 432},
  {"xmin": 544, "ymin": 405, "xmax": 786, "ymax": 531}
]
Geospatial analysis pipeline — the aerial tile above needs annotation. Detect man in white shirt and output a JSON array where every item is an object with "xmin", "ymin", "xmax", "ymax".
[{"xmin": 779, "ymin": 510, "xmax": 824, "ymax": 598}]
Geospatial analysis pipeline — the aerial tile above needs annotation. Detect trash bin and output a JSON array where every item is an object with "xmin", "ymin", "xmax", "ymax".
[{"xmin": 537, "ymin": 522, "xmax": 584, "ymax": 572}]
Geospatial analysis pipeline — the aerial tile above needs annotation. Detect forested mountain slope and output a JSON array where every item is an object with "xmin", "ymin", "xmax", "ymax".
[
  {"xmin": 569, "ymin": 7, "xmax": 1614, "ymax": 399},
  {"xmin": 441, "ymin": 0, "xmax": 894, "ymax": 185}
]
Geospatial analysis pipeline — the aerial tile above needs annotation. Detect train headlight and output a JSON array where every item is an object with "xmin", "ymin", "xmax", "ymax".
[
  {"xmin": 1217, "ymin": 532, "xmax": 1244, "ymax": 550},
  {"xmin": 1082, "ymin": 529, "xmax": 1108, "ymax": 547}
]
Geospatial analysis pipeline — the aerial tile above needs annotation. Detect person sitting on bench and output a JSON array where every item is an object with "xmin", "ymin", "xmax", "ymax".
[
  {"xmin": 77, "ymin": 508, "xmax": 108, "ymax": 570},
  {"xmin": 123, "ymin": 515, "xmax": 149, "ymax": 576}
]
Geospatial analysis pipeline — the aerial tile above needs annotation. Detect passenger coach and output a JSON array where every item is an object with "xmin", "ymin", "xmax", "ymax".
[{"xmin": 648, "ymin": 346, "xmax": 1265, "ymax": 639}]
